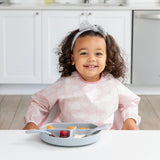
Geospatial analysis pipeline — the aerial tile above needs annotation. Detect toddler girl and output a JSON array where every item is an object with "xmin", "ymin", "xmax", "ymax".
[{"xmin": 23, "ymin": 21, "xmax": 141, "ymax": 130}]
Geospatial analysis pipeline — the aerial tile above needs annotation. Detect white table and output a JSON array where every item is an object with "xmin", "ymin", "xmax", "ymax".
[{"xmin": 0, "ymin": 130, "xmax": 160, "ymax": 160}]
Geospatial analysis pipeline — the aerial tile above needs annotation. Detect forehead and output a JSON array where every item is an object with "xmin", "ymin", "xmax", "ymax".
[{"xmin": 73, "ymin": 35, "xmax": 106, "ymax": 49}]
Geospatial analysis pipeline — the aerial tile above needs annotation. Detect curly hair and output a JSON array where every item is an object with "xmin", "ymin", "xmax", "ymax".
[{"xmin": 57, "ymin": 29, "xmax": 126, "ymax": 80}]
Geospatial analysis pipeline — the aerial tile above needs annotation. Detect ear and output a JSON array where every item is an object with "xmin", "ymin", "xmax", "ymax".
[{"xmin": 71, "ymin": 54, "xmax": 75, "ymax": 65}]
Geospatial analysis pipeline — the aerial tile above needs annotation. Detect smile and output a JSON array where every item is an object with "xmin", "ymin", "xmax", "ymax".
[
  {"xmin": 84, "ymin": 65, "xmax": 98, "ymax": 67},
  {"xmin": 83, "ymin": 65, "xmax": 98, "ymax": 69}
]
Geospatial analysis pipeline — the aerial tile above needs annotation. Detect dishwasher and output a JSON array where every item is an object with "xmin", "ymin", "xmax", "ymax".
[{"xmin": 132, "ymin": 11, "xmax": 160, "ymax": 85}]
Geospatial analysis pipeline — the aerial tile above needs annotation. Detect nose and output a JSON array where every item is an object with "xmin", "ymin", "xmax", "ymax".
[{"xmin": 87, "ymin": 55, "xmax": 96, "ymax": 62}]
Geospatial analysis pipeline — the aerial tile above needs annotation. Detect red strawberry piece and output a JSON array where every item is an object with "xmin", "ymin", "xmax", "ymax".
[
  {"xmin": 60, "ymin": 130, "xmax": 68, "ymax": 137},
  {"xmin": 49, "ymin": 134, "xmax": 55, "ymax": 137}
]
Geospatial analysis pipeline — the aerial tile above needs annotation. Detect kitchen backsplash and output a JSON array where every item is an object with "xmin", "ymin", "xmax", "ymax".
[
  {"xmin": 9, "ymin": 0, "xmax": 39, "ymax": 3},
  {"xmin": 8, "ymin": 0, "xmax": 107, "ymax": 4},
  {"xmin": 127, "ymin": 0, "xmax": 159, "ymax": 4},
  {"xmin": 7, "ymin": 0, "xmax": 160, "ymax": 4}
]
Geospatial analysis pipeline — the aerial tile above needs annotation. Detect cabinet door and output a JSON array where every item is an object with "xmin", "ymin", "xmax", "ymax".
[
  {"xmin": 42, "ymin": 11, "xmax": 85, "ymax": 83},
  {"xmin": 0, "ymin": 10, "xmax": 41, "ymax": 84},
  {"xmin": 90, "ymin": 11, "xmax": 132, "ymax": 84}
]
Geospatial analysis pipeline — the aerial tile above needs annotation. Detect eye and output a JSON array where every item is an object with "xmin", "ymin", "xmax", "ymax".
[
  {"xmin": 80, "ymin": 52, "xmax": 87, "ymax": 55},
  {"xmin": 96, "ymin": 52, "xmax": 103, "ymax": 56}
]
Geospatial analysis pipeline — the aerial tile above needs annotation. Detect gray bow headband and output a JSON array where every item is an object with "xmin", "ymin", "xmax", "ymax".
[{"xmin": 71, "ymin": 21, "xmax": 107, "ymax": 51}]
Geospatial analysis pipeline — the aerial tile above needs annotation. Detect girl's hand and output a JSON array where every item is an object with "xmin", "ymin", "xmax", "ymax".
[
  {"xmin": 122, "ymin": 118, "xmax": 139, "ymax": 130},
  {"xmin": 23, "ymin": 122, "xmax": 39, "ymax": 130}
]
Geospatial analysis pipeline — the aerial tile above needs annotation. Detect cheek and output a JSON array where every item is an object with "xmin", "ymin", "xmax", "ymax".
[
  {"xmin": 103, "ymin": 56, "xmax": 107, "ymax": 66},
  {"xmin": 99, "ymin": 58, "xmax": 106, "ymax": 65},
  {"xmin": 75, "ymin": 61, "xmax": 83, "ymax": 68},
  {"xmin": 75, "ymin": 57, "xmax": 84, "ymax": 64}
]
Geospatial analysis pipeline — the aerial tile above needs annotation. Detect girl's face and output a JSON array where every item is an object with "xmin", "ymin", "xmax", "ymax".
[{"xmin": 72, "ymin": 36, "xmax": 107, "ymax": 82}]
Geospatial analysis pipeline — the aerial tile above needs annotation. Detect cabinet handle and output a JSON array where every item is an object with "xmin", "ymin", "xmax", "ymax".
[
  {"xmin": 35, "ymin": 12, "xmax": 39, "ymax": 15},
  {"xmin": 80, "ymin": 12, "xmax": 88, "ymax": 24},
  {"xmin": 136, "ymin": 14, "xmax": 160, "ymax": 20},
  {"xmin": 87, "ymin": 12, "xmax": 94, "ymax": 24}
]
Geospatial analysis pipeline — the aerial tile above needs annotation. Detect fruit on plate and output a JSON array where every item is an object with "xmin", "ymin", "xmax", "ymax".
[
  {"xmin": 45, "ymin": 125, "xmax": 54, "ymax": 129},
  {"xmin": 73, "ymin": 134, "xmax": 86, "ymax": 138},
  {"xmin": 79, "ymin": 127, "xmax": 88, "ymax": 129},
  {"xmin": 49, "ymin": 134, "xmax": 56, "ymax": 137},
  {"xmin": 66, "ymin": 126, "xmax": 76, "ymax": 129},
  {"xmin": 60, "ymin": 130, "xmax": 69, "ymax": 138}
]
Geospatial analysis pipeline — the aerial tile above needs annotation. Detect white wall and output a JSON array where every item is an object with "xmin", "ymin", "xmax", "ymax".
[
  {"xmin": 126, "ymin": 0, "xmax": 159, "ymax": 4},
  {"xmin": 9, "ymin": 0, "xmax": 42, "ymax": 4},
  {"xmin": 8, "ymin": 0, "xmax": 160, "ymax": 4}
]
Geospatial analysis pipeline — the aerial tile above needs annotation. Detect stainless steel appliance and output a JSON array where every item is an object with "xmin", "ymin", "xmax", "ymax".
[{"xmin": 132, "ymin": 11, "xmax": 160, "ymax": 85}]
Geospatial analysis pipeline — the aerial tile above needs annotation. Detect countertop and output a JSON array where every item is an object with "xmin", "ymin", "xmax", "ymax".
[
  {"xmin": 1, "ymin": 3, "xmax": 160, "ymax": 10},
  {"xmin": 0, "ymin": 130, "xmax": 160, "ymax": 160}
]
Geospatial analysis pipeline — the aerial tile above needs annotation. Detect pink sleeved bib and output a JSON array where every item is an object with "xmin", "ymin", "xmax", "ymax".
[{"xmin": 24, "ymin": 72, "xmax": 141, "ymax": 129}]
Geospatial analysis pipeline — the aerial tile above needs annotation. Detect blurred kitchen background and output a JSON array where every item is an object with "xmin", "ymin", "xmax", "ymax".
[
  {"xmin": 0, "ymin": 0, "xmax": 160, "ymax": 130},
  {"xmin": 0, "ymin": 0, "xmax": 160, "ymax": 5}
]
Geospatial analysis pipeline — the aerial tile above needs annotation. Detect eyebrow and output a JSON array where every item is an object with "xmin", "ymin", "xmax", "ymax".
[
  {"xmin": 77, "ymin": 48, "xmax": 105, "ymax": 52},
  {"xmin": 95, "ymin": 48, "xmax": 105, "ymax": 52},
  {"xmin": 77, "ymin": 48, "xmax": 87, "ymax": 52}
]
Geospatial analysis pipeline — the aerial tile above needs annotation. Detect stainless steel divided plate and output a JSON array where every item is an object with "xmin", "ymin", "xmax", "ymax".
[{"xmin": 39, "ymin": 122, "xmax": 102, "ymax": 147}]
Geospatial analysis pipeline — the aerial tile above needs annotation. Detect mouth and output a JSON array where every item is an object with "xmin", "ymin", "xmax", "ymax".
[{"xmin": 83, "ymin": 65, "xmax": 98, "ymax": 69}]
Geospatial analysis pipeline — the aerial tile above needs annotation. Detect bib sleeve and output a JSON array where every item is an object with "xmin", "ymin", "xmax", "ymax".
[
  {"xmin": 24, "ymin": 80, "xmax": 60, "ymax": 126},
  {"xmin": 114, "ymin": 79, "xmax": 141, "ymax": 125}
]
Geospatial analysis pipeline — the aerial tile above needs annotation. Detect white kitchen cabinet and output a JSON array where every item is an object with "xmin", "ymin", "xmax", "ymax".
[
  {"xmin": 92, "ymin": 11, "xmax": 132, "ymax": 84},
  {"xmin": 42, "ymin": 11, "xmax": 83, "ymax": 83},
  {"xmin": 42, "ymin": 10, "xmax": 131, "ymax": 84},
  {"xmin": 0, "ymin": 10, "xmax": 42, "ymax": 84},
  {"xmin": 0, "ymin": 10, "xmax": 131, "ymax": 85}
]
